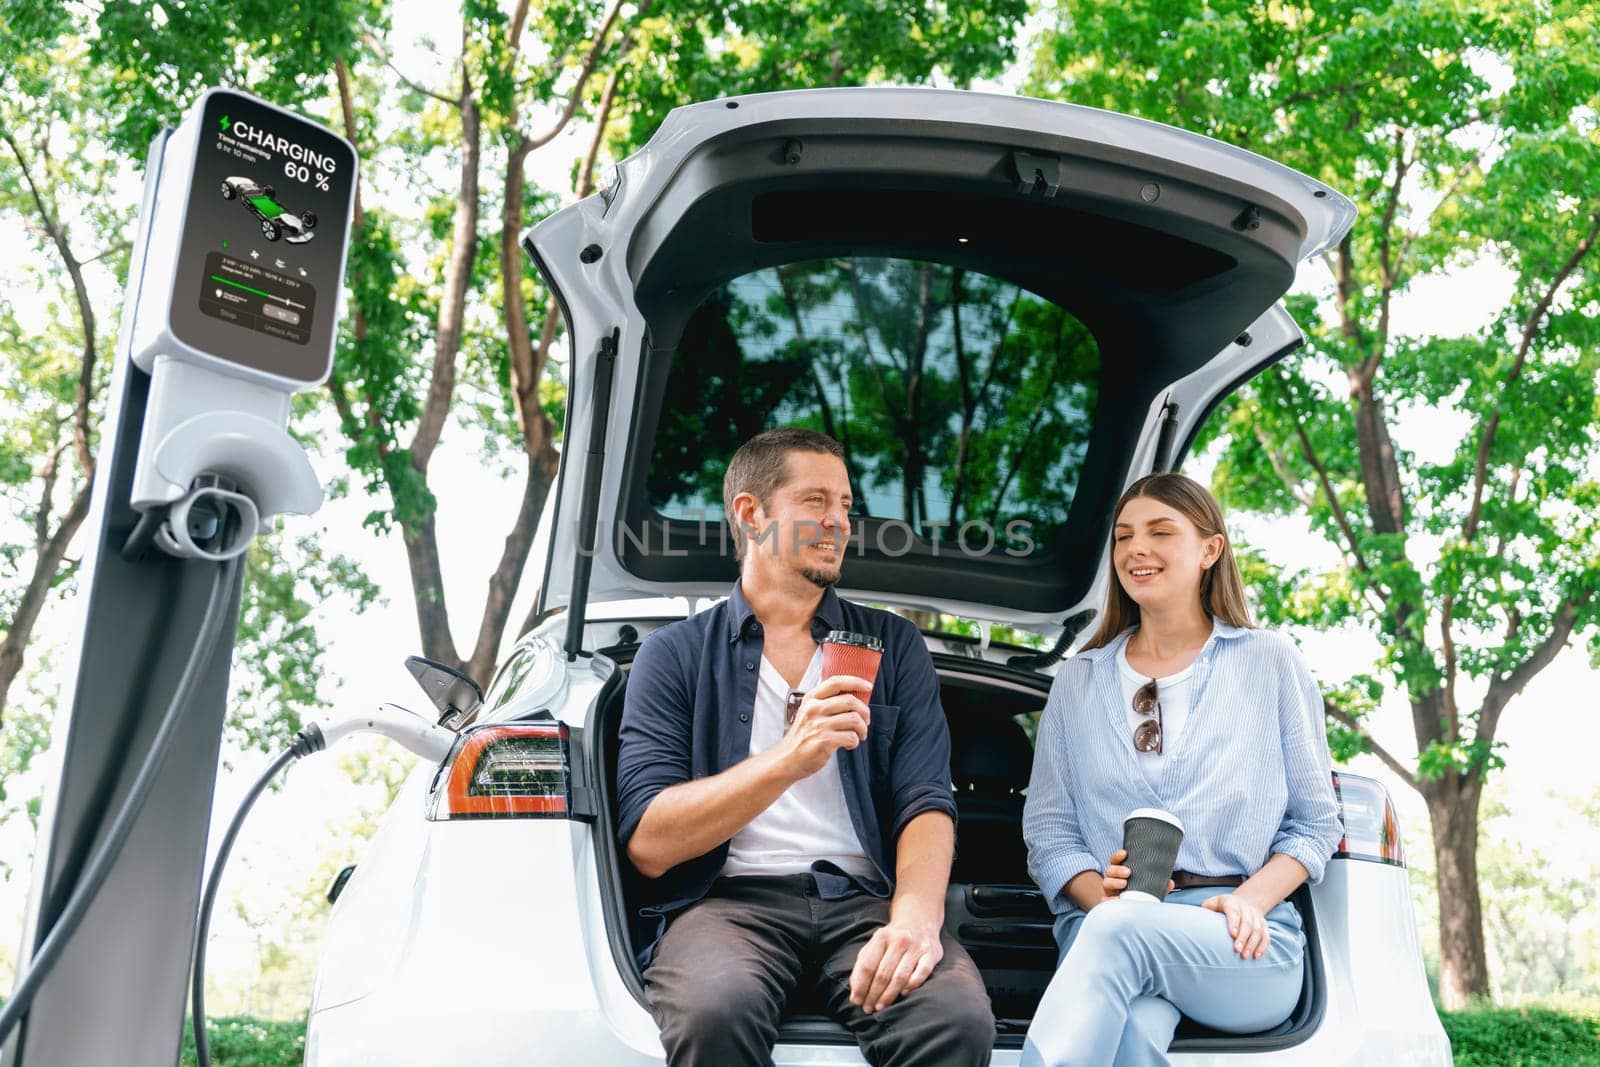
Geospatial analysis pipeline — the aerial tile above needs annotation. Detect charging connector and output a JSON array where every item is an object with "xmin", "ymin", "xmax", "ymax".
[
  {"xmin": 153, "ymin": 475, "xmax": 263, "ymax": 561},
  {"xmin": 190, "ymin": 702, "xmax": 454, "ymax": 1067},
  {"xmin": 302, "ymin": 703, "xmax": 456, "ymax": 762}
]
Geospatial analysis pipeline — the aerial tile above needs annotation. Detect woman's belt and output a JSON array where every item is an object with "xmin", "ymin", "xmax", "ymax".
[{"xmin": 1170, "ymin": 870, "xmax": 1246, "ymax": 890}]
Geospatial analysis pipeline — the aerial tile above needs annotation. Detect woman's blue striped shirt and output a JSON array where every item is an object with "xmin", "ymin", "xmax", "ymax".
[{"xmin": 1023, "ymin": 620, "xmax": 1343, "ymax": 916}]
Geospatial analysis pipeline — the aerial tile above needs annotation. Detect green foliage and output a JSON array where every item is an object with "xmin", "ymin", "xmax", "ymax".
[
  {"xmin": 1319, "ymin": 672, "xmax": 1385, "ymax": 763},
  {"xmin": 613, "ymin": 0, "xmax": 1028, "ymax": 154},
  {"xmin": 88, "ymin": 0, "xmax": 387, "ymax": 159},
  {"xmin": 0, "ymin": 31, "xmax": 124, "ymax": 534},
  {"xmin": 180, "ymin": 1014, "xmax": 306, "ymax": 1067},
  {"xmin": 1441, "ymin": 1003, "xmax": 1600, "ymax": 1067},
  {"xmin": 333, "ymin": 205, "xmax": 435, "ymax": 533},
  {"xmin": 1033, "ymin": 0, "xmax": 1600, "ymax": 785},
  {"xmin": 0, "ymin": 18, "xmax": 127, "ymax": 745}
]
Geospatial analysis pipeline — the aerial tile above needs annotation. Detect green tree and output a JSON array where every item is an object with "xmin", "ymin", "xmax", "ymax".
[
  {"xmin": 0, "ymin": 26, "xmax": 117, "ymax": 721},
  {"xmin": 1029, "ymin": 0, "xmax": 1600, "ymax": 1006},
  {"xmin": 107, "ymin": 0, "xmax": 1030, "ymax": 685}
]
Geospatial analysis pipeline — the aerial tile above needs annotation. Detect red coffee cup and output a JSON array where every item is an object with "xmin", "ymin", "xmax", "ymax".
[{"xmin": 820, "ymin": 630, "xmax": 884, "ymax": 688}]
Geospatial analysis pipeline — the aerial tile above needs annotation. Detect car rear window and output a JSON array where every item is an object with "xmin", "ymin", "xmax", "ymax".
[{"xmin": 645, "ymin": 257, "xmax": 1100, "ymax": 549}]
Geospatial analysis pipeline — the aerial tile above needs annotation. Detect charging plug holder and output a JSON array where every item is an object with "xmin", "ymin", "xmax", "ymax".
[{"xmin": 129, "ymin": 356, "xmax": 322, "ymax": 558}]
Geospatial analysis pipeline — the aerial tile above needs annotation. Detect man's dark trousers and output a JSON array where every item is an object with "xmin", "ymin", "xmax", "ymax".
[{"xmin": 644, "ymin": 874, "xmax": 995, "ymax": 1066}]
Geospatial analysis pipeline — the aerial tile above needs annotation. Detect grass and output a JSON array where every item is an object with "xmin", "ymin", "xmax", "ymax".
[{"xmin": 1441, "ymin": 1003, "xmax": 1600, "ymax": 1067}]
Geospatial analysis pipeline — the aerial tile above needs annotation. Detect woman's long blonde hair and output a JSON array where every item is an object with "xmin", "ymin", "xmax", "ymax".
[{"xmin": 1081, "ymin": 473, "xmax": 1255, "ymax": 651}]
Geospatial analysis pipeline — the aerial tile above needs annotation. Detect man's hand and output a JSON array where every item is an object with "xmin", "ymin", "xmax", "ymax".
[
  {"xmin": 1097, "ymin": 849, "xmax": 1175, "ymax": 906},
  {"xmin": 778, "ymin": 675, "xmax": 873, "ymax": 779},
  {"xmin": 1201, "ymin": 892, "xmax": 1271, "ymax": 959},
  {"xmin": 847, "ymin": 917, "xmax": 944, "ymax": 1014}
]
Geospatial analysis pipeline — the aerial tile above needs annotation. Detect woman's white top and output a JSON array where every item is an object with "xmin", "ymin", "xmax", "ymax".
[
  {"xmin": 1022, "ymin": 619, "xmax": 1343, "ymax": 917},
  {"xmin": 721, "ymin": 648, "xmax": 877, "ymax": 879},
  {"xmin": 1116, "ymin": 643, "xmax": 1195, "ymax": 791}
]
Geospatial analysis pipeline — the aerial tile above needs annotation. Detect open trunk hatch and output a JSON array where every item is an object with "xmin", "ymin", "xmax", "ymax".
[{"xmin": 524, "ymin": 88, "xmax": 1354, "ymax": 634}]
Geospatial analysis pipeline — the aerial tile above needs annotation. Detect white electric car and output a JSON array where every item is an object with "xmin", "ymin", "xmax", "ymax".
[{"xmin": 305, "ymin": 88, "xmax": 1450, "ymax": 1065}]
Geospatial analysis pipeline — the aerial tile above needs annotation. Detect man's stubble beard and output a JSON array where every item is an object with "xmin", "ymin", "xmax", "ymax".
[{"xmin": 798, "ymin": 560, "xmax": 841, "ymax": 589}]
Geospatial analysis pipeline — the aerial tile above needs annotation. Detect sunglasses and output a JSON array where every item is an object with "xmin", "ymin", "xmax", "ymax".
[{"xmin": 1132, "ymin": 678, "xmax": 1163, "ymax": 754}]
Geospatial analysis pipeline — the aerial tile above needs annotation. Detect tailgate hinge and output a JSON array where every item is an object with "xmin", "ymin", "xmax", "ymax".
[{"xmin": 1154, "ymin": 397, "xmax": 1180, "ymax": 473}]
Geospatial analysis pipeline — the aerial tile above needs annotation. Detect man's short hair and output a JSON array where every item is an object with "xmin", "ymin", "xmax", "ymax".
[{"xmin": 723, "ymin": 428, "xmax": 846, "ymax": 561}]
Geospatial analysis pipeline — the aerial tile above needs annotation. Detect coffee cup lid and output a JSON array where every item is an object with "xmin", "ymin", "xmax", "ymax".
[
  {"xmin": 1125, "ymin": 807, "xmax": 1184, "ymax": 833},
  {"xmin": 823, "ymin": 630, "xmax": 883, "ymax": 652}
]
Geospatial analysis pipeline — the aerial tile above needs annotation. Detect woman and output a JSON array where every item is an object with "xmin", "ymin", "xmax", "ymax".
[{"xmin": 1020, "ymin": 473, "xmax": 1343, "ymax": 1067}]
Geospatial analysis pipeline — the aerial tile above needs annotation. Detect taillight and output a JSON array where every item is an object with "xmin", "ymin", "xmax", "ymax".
[
  {"xmin": 434, "ymin": 723, "xmax": 575, "ymax": 819},
  {"xmin": 1331, "ymin": 771, "xmax": 1405, "ymax": 866}
]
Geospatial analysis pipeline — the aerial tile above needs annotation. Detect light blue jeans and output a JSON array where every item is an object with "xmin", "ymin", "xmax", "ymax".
[{"xmin": 1020, "ymin": 887, "xmax": 1305, "ymax": 1067}]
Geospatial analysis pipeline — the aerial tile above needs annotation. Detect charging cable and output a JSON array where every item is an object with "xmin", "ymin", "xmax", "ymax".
[
  {"xmin": 0, "ymin": 555, "xmax": 237, "ymax": 1046},
  {"xmin": 191, "ymin": 706, "xmax": 454, "ymax": 1067}
]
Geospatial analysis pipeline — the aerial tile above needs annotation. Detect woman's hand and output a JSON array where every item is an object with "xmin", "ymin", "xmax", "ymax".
[
  {"xmin": 1201, "ymin": 892, "xmax": 1270, "ymax": 959},
  {"xmin": 1097, "ymin": 849, "xmax": 1175, "ymax": 906}
]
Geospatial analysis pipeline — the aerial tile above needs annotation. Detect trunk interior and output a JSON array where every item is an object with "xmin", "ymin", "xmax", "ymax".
[{"xmin": 584, "ymin": 644, "xmax": 1324, "ymax": 1052}]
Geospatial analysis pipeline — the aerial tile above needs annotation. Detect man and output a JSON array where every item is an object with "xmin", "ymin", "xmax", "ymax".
[{"xmin": 616, "ymin": 427, "xmax": 995, "ymax": 1066}]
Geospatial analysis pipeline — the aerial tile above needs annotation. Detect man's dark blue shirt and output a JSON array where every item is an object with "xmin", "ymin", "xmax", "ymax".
[{"xmin": 616, "ymin": 580, "xmax": 958, "ymax": 968}]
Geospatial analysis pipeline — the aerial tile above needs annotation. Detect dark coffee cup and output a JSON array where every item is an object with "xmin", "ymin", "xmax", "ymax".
[{"xmin": 1120, "ymin": 808, "xmax": 1185, "ymax": 902}]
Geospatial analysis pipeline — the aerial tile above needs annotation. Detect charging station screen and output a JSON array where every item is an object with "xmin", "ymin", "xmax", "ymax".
[{"xmin": 169, "ymin": 91, "xmax": 355, "ymax": 383}]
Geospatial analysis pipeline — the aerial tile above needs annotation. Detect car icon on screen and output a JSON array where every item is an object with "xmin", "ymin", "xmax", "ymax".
[{"xmin": 220, "ymin": 176, "xmax": 317, "ymax": 244}]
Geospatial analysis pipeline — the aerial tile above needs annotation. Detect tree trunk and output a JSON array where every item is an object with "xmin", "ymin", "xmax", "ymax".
[
  {"xmin": 1425, "ymin": 778, "xmax": 1491, "ymax": 1007},
  {"xmin": 465, "ymin": 444, "xmax": 558, "ymax": 685},
  {"xmin": 402, "ymin": 511, "xmax": 462, "ymax": 673}
]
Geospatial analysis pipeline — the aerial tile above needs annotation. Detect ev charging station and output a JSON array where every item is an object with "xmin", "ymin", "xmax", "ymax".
[{"xmin": 1, "ymin": 89, "xmax": 357, "ymax": 1065}]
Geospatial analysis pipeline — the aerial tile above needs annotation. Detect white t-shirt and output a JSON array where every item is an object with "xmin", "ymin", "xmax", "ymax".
[
  {"xmin": 1117, "ymin": 643, "xmax": 1195, "ymax": 792},
  {"xmin": 721, "ymin": 648, "xmax": 877, "ymax": 879}
]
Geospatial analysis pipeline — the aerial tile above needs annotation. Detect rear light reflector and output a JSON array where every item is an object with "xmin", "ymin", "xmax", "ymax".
[
  {"xmin": 1331, "ymin": 771, "xmax": 1405, "ymax": 866},
  {"xmin": 436, "ymin": 723, "xmax": 574, "ymax": 818}
]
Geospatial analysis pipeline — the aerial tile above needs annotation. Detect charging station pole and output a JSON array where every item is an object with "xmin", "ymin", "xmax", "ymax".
[{"xmin": 4, "ymin": 90, "xmax": 355, "ymax": 1066}]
